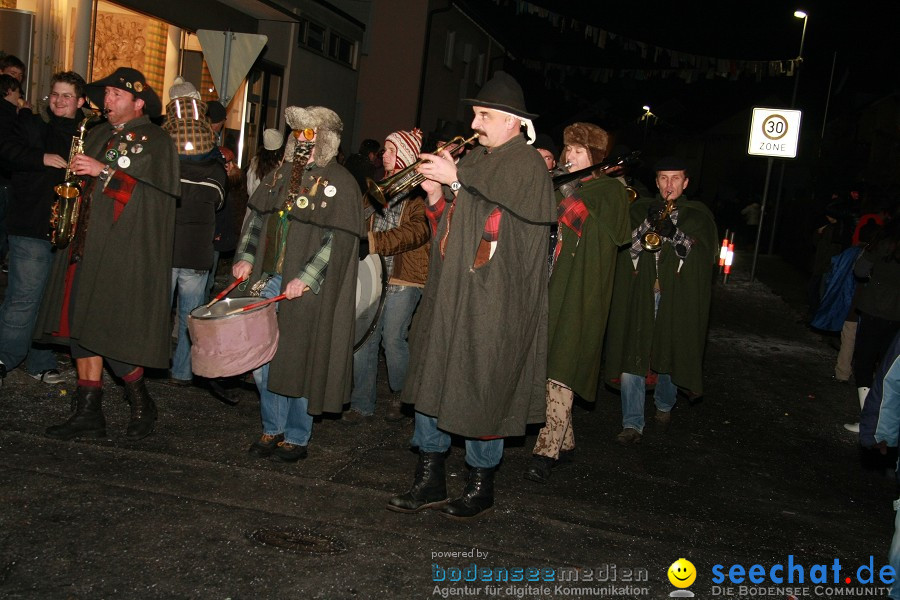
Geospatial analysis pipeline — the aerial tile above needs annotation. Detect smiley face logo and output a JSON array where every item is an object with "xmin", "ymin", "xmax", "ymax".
[{"xmin": 668, "ymin": 558, "xmax": 696, "ymax": 588}]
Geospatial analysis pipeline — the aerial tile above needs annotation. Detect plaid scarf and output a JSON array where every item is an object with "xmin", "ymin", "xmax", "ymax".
[
  {"xmin": 629, "ymin": 206, "xmax": 695, "ymax": 262},
  {"xmin": 552, "ymin": 194, "xmax": 589, "ymax": 266},
  {"xmin": 372, "ymin": 198, "xmax": 405, "ymax": 276}
]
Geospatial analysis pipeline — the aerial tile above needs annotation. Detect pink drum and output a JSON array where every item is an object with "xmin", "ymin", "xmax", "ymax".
[{"xmin": 188, "ymin": 297, "xmax": 279, "ymax": 378}]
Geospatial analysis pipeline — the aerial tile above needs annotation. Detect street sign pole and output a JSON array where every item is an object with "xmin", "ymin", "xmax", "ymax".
[{"xmin": 747, "ymin": 107, "xmax": 802, "ymax": 282}]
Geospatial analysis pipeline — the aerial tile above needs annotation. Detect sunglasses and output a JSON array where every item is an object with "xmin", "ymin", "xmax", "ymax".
[{"xmin": 293, "ymin": 128, "xmax": 315, "ymax": 141}]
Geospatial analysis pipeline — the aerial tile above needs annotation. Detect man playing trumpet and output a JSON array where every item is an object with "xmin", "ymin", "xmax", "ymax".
[
  {"xmin": 605, "ymin": 156, "xmax": 718, "ymax": 445},
  {"xmin": 387, "ymin": 71, "xmax": 555, "ymax": 520}
]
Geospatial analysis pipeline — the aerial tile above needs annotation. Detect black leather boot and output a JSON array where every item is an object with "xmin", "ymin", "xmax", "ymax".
[
  {"xmin": 441, "ymin": 465, "xmax": 495, "ymax": 521},
  {"xmin": 46, "ymin": 386, "xmax": 106, "ymax": 440},
  {"xmin": 386, "ymin": 452, "xmax": 449, "ymax": 513},
  {"xmin": 124, "ymin": 378, "xmax": 157, "ymax": 440}
]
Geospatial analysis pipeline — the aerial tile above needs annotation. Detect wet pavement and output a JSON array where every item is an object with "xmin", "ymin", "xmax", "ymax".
[{"xmin": 0, "ymin": 254, "xmax": 894, "ymax": 599}]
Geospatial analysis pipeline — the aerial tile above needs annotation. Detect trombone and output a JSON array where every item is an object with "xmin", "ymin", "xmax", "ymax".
[{"xmin": 364, "ymin": 133, "xmax": 479, "ymax": 206}]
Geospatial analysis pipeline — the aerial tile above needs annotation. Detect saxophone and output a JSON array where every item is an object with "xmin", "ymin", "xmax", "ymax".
[{"xmin": 50, "ymin": 112, "xmax": 100, "ymax": 249}]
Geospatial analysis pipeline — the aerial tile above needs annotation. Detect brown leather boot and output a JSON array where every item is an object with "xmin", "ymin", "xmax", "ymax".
[
  {"xmin": 124, "ymin": 378, "xmax": 157, "ymax": 440},
  {"xmin": 46, "ymin": 386, "xmax": 106, "ymax": 440},
  {"xmin": 384, "ymin": 393, "xmax": 406, "ymax": 422}
]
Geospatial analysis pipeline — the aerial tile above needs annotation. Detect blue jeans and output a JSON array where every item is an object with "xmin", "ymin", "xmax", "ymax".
[
  {"xmin": 170, "ymin": 268, "xmax": 209, "ymax": 381},
  {"xmin": 619, "ymin": 289, "xmax": 677, "ymax": 432},
  {"xmin": 620, "ymin": 372, "xmax": 677, "ymax": 433},
  {"xmin": 412, "ymin": 412, "xmax": 503, "ymax": 468},
  {"xmin": 251, "ymin": 274, "xmax": 313, "ymax": 447},
  {"xmin": 350, "ymin": 285, "xmax": 422, "ymax": 415},
  {"xmin": 0, "ymin": 235, "xmax": 58, "ymax": 373}
]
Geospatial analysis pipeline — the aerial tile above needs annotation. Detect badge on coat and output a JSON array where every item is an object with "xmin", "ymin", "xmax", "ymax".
[
  {"xmin": 105, "ymin": 149, "xmax": 119, "ymax": 161},
  {"xmin": 296, "ymin": 196, "xmax": 309, "ymax": 209},
  {"xmin": 117, "ymin": 155, "xmax": 131, "ymax": 169},
  {"xmin": 324, "ymin": 185, "xmax": 336, "ymax": 198}
]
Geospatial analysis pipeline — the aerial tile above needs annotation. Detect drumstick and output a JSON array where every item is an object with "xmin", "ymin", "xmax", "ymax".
[
  {"xmin": 224, "ymin": 294, "xmax": 286, "ymax": 316},
  {"xmin": 205, "ymin": 276, "xmax": 247, "ymax": 308}
]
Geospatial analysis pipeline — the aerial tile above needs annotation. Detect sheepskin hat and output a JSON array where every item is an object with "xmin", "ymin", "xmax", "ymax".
[{"xmin": 284, "ymin": 105, "xmax": 343, "ymax": 167}]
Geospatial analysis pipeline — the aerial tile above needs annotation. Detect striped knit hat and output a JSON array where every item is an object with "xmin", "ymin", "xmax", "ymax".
[{"xmin": 385, "ymin": 128, "xmax": 423, "ymax": 170}]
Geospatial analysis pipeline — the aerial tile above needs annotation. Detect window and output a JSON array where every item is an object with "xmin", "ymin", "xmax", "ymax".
[
  {"xmin": 329, "ymin": 32, "xmax": 356, "ymax": 67},
  {"xmin": 299, "ymin": 18, "xmax": 326, "ymax": 53},
  {"xmin": 298, "ymin": 17, "xmax": 357, "ymax": 69}
]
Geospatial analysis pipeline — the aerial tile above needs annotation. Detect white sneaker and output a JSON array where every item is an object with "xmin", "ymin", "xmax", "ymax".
[
  {"xmin": 30, "ymin": 369, "xmax": 65, "ymax": 384},
  {"xmin": 844, "ymin": 422, "xmax": 859, "ymax": 433}
]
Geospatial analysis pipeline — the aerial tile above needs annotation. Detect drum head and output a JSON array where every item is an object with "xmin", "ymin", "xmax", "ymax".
[{"xmin": 355, "ymin": 254, "xmax": 387, "ymax": 352}]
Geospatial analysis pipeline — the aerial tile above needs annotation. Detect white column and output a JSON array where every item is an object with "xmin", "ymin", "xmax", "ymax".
[{"xmin": 72, "ymin": 0, "xmax": 92, "ymax": 78}]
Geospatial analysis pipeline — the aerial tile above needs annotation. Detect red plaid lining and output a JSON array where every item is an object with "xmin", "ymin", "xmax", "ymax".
[
  {"xmin": 553, "ymin": 195, "xmax": 589, "ymax": 264},
  {"xmin": 482, "ymin": 207, "xmax": 502, "ymax": 242},
  {"xmin": 104, "ymin": 171, "xmax": 138, "ymax": 222}
]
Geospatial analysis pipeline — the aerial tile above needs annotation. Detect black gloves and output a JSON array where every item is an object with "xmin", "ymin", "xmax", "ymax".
[
  {"xmin": 647, "ymin": 199, "xmax": 667, "ymax": 222},
  {"xmin": 657, "ymin": 215, "xmax": 676, "ymax": 239}
]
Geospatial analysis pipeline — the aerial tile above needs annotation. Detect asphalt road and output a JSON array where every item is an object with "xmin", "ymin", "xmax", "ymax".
[{"xmin": 0, "ymin": 255, "xmax": 893, "ymax": 599}]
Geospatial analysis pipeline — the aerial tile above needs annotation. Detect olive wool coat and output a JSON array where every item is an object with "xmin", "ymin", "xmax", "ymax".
[
  {"xmin": 35, "ymin": 115, "xmax": 179, "ymax": 368},
  {"xmin": 547, "ymin": 176, "xmax": 631, "ymax": 401},
  {"xmin": 604, "ymin": 194, "xmax": 718, "ymax": 395},
  {"xmin": 403, "ymin": 135, "xmax": 555, "ymax": 438},
  {"xmin": 243, "ymin": 159, "xmax": 364, "ymax": 413}
]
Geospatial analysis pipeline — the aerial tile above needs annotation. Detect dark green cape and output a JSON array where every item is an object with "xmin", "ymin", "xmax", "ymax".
[
  {"xmin": 35, "ymin": 115, "xmax": 179, "ymax": 368},
  {"xmin": 403, "ymin": 135, "xmax": 555, "ymax": 437},
  {"xmin": 244, "ymin": 160, "xmax": 364, "ymax": 413},
  {"xmin": 548, "ymin": 176, "xmax": 631, "ymax": 401},
  {"xmin": 604, "ymin": 194, "xmax": 717, "ymax": 395}
]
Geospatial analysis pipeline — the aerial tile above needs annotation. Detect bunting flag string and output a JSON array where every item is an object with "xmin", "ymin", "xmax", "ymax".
[{"xmin": 495, "ymin": 0, "xmax": 798, "ymax": 83}]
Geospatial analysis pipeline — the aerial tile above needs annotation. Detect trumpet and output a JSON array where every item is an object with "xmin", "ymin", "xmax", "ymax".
[
  {"xmin": 641, "ymin": 193, "xmax": 675, "ymax": 253},
  {"xmin": 364, "ymin": 133, "xmax": 479, "ymax": 206},
  {"xmin": 50, "ymin": 110, "xmax": 103, "ymax": 249}
]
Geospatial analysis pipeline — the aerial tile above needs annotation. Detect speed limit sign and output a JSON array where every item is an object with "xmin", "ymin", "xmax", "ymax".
[{"xmin": 747, "ymin": 107, "xmax": 802, "ymax": 158}]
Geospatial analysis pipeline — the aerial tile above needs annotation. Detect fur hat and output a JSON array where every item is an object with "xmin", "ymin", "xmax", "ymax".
[
  {"xmin": 86, "ymin": 67, "xmax": 162, "ymax": 118},
  {"xmin": 163, "ymin": 77, "xmax": 216, "ymax": 156},
  {"xmin": 385, "ymin": 128, "xmax": 423, "ymax": 170},
  {"xmin": 563, "ymin": 122, "xmax": 610, "ymax": 166},
  {"xmin": 284, "ymin": 105, "xmax": 343, "ymax": 167},
  {"xmin": 263, "ymin": 128, "xmax": 283, "ymax": 151}
]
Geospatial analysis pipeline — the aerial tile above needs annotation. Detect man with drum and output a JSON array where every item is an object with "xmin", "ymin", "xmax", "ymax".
[
  {"xmin": 232, "ymin": 105, "xmax": 363, "ymax": 462},
  {"xmin": 37, "ymin": 67, "xmax": 179, "ymax": 441},
  {"xmin": 347, "ymin": 127, "xmax": 432, "ymax": 423},
  {"xmin": 386, "ymin": 71, "xmax": 555, "ymax": 520}
]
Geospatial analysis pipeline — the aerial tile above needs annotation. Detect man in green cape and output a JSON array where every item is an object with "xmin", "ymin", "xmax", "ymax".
[{"xmin": 605, "ymin": 156, "xmax": 717, "ymax": 445}]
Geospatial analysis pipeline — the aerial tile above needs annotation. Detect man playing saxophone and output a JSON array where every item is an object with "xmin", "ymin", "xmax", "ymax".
[
  {"xmin": 605, "ymin": 156, "xmax": 718, "ymax": 445},
  {"xmin": 0, "ymin": 71, "xmax": 88, "ymax": 387},
  {"xmin": 36, "ymin": 67, "xmax": 179, "ymax": 441}
]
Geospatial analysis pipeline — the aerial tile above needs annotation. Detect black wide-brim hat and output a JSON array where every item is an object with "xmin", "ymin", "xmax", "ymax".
[
  {"xmin": 461, "ymin": 71, "xmax": 538, "ymax": 120},
  {"xmin": 86, "ymin": 67, "xmax": 162, "ymax": 119}
]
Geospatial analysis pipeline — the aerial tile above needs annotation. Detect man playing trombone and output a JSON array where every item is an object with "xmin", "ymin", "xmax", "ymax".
[{"xmin": 386, "ymin": 71, "xmax": 555, "ymax": 520}]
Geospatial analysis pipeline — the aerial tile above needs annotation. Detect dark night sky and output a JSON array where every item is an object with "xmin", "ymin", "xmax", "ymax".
[{"xmin": 462, "ymin": 0, "xmax": 900, "ymax": 137}]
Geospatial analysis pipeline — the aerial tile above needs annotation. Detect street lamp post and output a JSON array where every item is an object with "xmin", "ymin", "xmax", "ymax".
[{"xmin": 767, "ymin": 10, "xmax": 808, "ymax": 254}]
